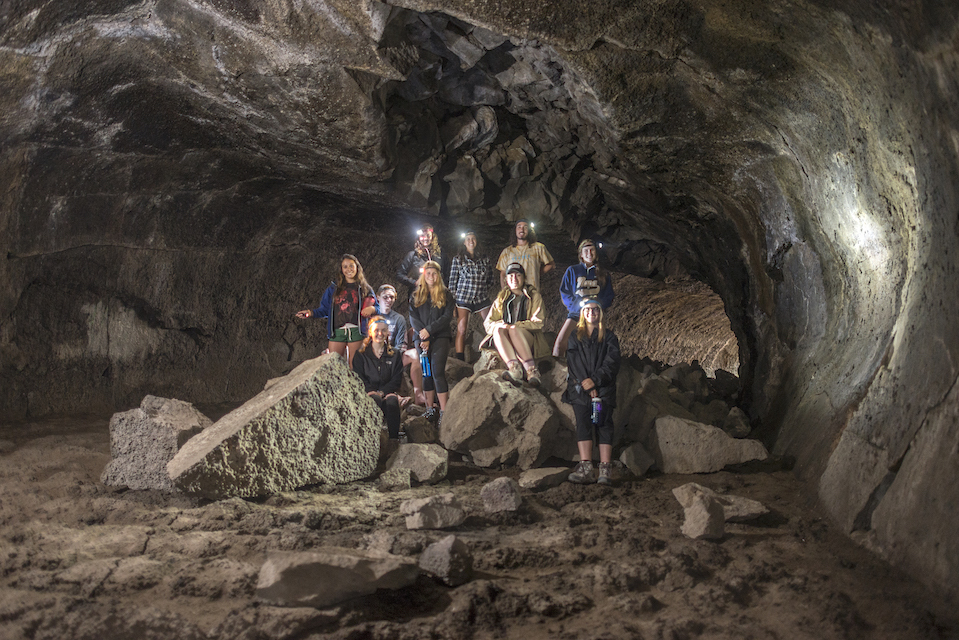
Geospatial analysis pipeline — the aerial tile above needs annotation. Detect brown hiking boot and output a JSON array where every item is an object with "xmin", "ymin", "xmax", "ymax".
[{"xmin": 568, "ymin": 460, "xmax": 595, "ymax": 484}]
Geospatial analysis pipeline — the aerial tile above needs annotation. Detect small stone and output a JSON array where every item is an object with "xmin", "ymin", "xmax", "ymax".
[
  {"xmin": 672, "ymin": 482, "xmax": 769, "ymax": 522},
  {"xmin": 386, "ymin": 443, "xmax": 448, "ymax": 484},
  {"xmin": 256, "ymin": 548, "xmax": 419, "ymax": 608},
  {"xmin": 680, "ymin": 494, "xmax": 725, "ymax": 540},
  {"xmin": 619, "ymin": 442, "xmax": 655, "ymax": 478},
  {"xmin": 400, "ymin": 493, "xmax": 466, "ymax": 530},
  {"xmin": 518, "ymin": 467, "xmax": 570, "ymax": 490},
  {"xmin": 377, "ymin": 467, "xmax": 412, "ymax": 492},
  {"xmin": 419, "ymin": 535, "xmax": 473, "ymax": 586},
  {"xmin": 480, "ymin": 477, "xmax": 523, "ymax": 513}
]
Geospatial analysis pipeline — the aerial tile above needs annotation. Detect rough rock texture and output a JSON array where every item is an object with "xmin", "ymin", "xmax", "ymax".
[
  {"xmin": 400, "ymin": 493, "xmax": 466, "ymax": 530},
  {"xmin": 679, "ymin": 494, "xmax": 726, "ymax": 540},
  {"xmin": 672, "ymin": 482, "xmax": 769, "ymax": 523},
  {"xmin": 480, "ymin": 477, "xmax": 523, "ymax": 513},
  {"xmin": 1, "ymin": 0, "xmax": 958, "ymax": 603},
  {"xmin": 418, "ymin": 535, "xmax": 473, "ymax": 587},
  {"xmin": 649, "ymin": 416, "xmax": 769, "ymax": 474},
  {"xmin": 100, "ymin": 395, "xmax": 210, "ymax": 491},
  {"xmin": 168, "ymin": 354, "xmax": 381, "ymax": 498},
  {"xmin": 385, "ymin": 443, "xmax": 448, "ymax": 484},
  {"xmin": 619, "ymin": 442, "xmax": 656, "ymax": 479},
  {"xmin": 518, "ymin": 467, "xmax": 571, "ymax": 490},
  {"xmin": 256, "ymin": 548, "xmax": 419, "ymax": 608},
  {"xmin": 440, "ymin": 370, "xmax": 574, "ymax": 469}
]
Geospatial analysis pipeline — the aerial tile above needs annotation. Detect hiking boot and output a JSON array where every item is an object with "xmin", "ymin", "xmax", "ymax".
[
  {"xmin": 436, "ymin": 410, "xmax": 444, "ymax": 430},
  {"xmin": 502, "ymin": 361, "xmax": 525, "ymax": 385},
  {"xmin": 597, "ymin": 462, "xmax": 613, "ymax": 485},
  {"xmin": 422, "ymin": 407, "xmax": 438, "ymax": 421},
  {"xmin": 525, "ymin": 365, "xmax": 541, "ymax": 388},
  {"xmin": 568, "ymin": 460, "xmax": 595, "ymax": 484}
]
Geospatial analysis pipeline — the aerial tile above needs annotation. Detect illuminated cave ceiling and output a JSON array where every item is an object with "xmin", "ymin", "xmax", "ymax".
[{"xmin": 1, "ymin": 0, "xmax": 958, "ymax": 605}]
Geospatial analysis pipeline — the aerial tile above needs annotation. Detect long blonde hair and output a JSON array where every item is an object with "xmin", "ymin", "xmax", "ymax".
[
  {"xmin": 360, "ymin": 316, "xmax": 394, "ymax": 355},
  {"xmin": 576, "ymin": 304, "xmax": 605, "ymax": 341},
  {"xmin": 412, "ymin": 260, "xmax": 449, "ymax": 309}
]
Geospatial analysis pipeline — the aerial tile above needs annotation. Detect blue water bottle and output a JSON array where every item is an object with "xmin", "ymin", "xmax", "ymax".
[
  {"xmin": 420, "ymin": 350, "xmax": 431, "ymax": 377},
  {"xmin": 591, "ymin": 397, "xmax": 602, "ymax": 425}
]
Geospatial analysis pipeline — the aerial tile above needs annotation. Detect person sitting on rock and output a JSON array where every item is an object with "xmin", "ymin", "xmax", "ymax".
[
  {"xmin": 448, "ymin": 230, "xmax": 497, "ymax": 362},
  {"xmin": 353, "ymin": 316, "xmax": 406, "ymax": 441},
  {"xmin": 553, "ymin": 238, "xmax": 614, "ymax": 358},
  {"xmin": 409, "ymin": 260, "xmax": 455, "ymax": 423},
  {"xmin": 295, "ymin": 254, "xmax": 376, "ymax": 369},
  {"xmin": 397, "ymin": 225, "xmax": 444, "ymax": 302},
  {"xmin": 481, "ymin": 261, "xmax": 550, "ymax": 387},
  {"xmin": 376, "ymin": 284, "xmax": 425, "ymax": 405},
  {"xmin": 563, "ymin": 297, "xmax": 621, "ymax": 485}
]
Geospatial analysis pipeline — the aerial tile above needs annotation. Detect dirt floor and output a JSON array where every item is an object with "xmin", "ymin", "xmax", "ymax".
[{"xmin": 1, "ymin": 414, "xmax": 957, "ymax": 640}]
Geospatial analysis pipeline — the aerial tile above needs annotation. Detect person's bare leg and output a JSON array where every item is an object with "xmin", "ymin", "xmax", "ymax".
[
  {"xmin": 437, "ymin": 391, "xmax": 449, "ymax": 411},
  {"xmin": 505, "ymin": 326, "xmax": 534, "ymax": 362},
  {"xmin": 405, "ymin": 349, "xmax": 426, "ymax": 405},
  {"xmin": 455, "ymin": 307, "xmax": 469, "ymax": 356},
  {"xmin": 425, "ymin": 390, "xmax": 437, "ymax": 410},
  {"xmin": 599, "ymin": 443, "xmax": 613, "ymax": 464},
  {"xmin": 328, "ymin": 341, "xmax": 348, "ymax": 361},
  {"xmin": 577, "ymin": 440, "xmax": 593, "ymax": 463},
  {"xmin": 346, "ymin": 340, "xmax": 364, "ymax": 369},
  {"xmin": 552, "ymin": 318, "xmax": 576, "ymax": 358},
  {"xmin": 492, "ymin": 326, "xmax": 518, "ymax": 363}
]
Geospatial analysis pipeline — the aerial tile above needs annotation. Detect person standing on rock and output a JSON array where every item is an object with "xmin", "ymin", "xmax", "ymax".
[
  {"xmin": 295, "ymin": 254, "xmax": 376, "ymax": 369},
  {"xmin": 496, "ymin": 219, "xmax": 554, "ymax": 291},
  {"xmin": 376, "ymin": 284, "xmax": 425, "ymax": 406},
  {"xmin": 553, "ymin": 239, "xmax": 614, "ymax": 358},
  {"xmin": 448, "ymin": 231, "xmax": 497, "ymax": 362},
  {"xmin": 353, "ymin": 316, "xmax": 406, "ymax": 441},
  {"xmin": 409, "ymin": 261, "xmax": 455, "ymax": 424},
  {"xmin": 481, "ymin": 262, "xmax": 551, "ymax": 387},
  {"xmin": 563, "ymin": 297, "xmax": 621, "ymax": 485},
  {"xmin": 397, "ymin": 225, "xmax": 444, "ymax": 302}
]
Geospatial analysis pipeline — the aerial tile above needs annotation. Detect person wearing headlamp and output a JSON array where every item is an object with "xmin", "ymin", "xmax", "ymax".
[
  {"xmin": 397, "ymin": 225, "xmax": 443, "ymax": 301},
  {"xmin": 448, "ymin": 231, "xmax": 496, "ymax": 362},
  {"xmin": 553, "ymin": 238, "xmax": 614, "ymax": 358}
]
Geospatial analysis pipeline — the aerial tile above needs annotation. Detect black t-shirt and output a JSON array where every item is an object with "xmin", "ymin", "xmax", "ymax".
[{"xmin": 333, "ymin": 283, "xmax": 360, "ymax": 329}]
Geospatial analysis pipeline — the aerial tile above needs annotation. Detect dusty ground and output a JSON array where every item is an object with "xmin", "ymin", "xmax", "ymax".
[{"xmin": 1, "ymin": 414, "xmax": 956, "ymax": 640}]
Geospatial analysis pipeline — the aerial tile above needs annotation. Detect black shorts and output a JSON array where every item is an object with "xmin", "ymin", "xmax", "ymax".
[{"xmin": 455, "ymin": 299, "xmax": 491, "ymax": 313}]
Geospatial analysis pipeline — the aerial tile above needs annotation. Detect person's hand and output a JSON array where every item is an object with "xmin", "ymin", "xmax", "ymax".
[
  {"xmin": 398, "ymin": 395, "xmax": 412, "ymax": 408},
  {"xmin": 581, "ymin": 377, "xmax": 596, "ymax": 391},
  {"xmin": 295, "ymin": 310, "xmax": 312, "ymax": 319},
  {"xmin": 361, "ymin": 305, "xmax": 376, "ymax": 317},
  {"xmin": 367, "ymin": 390, "xmax": 383, "ymax": 398},
  {"xmin": 421, "ymin": 340, "xmax": 430, "ymax": 351},
  {"xmin": 590, "ymin": 389, "xmax": 599, "ymax": 398},
  {"xmin": 419, "ymin": 328, "xmax": 430, "ymax": 340}
]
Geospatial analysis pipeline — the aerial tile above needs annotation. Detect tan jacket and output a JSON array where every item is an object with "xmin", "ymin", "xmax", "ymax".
[{"xmin": 481, "ymin": 285, "xmax": 551, "ymax": 358}]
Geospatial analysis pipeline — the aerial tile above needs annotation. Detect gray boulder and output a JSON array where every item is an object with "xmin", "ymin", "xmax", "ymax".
[
  {"xmin": 256, "ymin": 548, "xmax": 419, "ymax": 608},
  {"xmin": 101, "ymin": 395, "xmax": 211, "ymax": 491},
  {"xmin": 480, "ymin": 477, "xmax": 523, "ymax": 513},
  {"xmin": 441, "ymin": 370, "xmax": 574, "ymax": 469},
  {"xmin": 619, "ymin": 442, "xmax": 656, "ymax": 478},
  {"xmin": 385, "ymin": 443, "xmax": 448, "ymax": 484},
  {"xmin": 167, "ymin": 354, "xmax": 381, "ymax": 499},
  {"xmin": 401, "ymin": 493, "xmax": 466, "ymax": 530},
  {"xmin": 722, "ymin": 407, "xmax": 752, "ymax": 438},
  {"xmin": 518, "ymin": 467, "xmax": 571, "ymax": 490},
  {"xmin": 648, "ymin": 416, "xmax": 768, "ymax": 474},
  {"xmin": 672, "ymin": 482, "xmax": 769, "ymax": 522},
  {"xmin": 419, "ymin": 535, "xmax": 473, "ymax": 586},
  {"xmin": 403, "ymin": 415, "xmax": 438, "ymax": 444}
]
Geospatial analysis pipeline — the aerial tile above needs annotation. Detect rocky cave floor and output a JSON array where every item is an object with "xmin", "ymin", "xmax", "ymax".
[{"xmin": 1, "ymin": 416, "xmax": 957, "ymax": 640}]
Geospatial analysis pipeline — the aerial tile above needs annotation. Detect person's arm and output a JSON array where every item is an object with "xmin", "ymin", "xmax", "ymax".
[
  {"xmin": 397, "ymin": 251, "xmax": 417, "ymax": 289},
  {"xmin": 484, "ymin": 293, "xmax": 505, "ymax": 334},
  {"xmin": 360, "ymin": 292, "xmax": 377, "ymax": 317},
  {"xmin": 392, "ymin": 315, "xmax": 409, "ymax": 351},
  {"xmin": 425, "ymin": 293, "xmax": 455, "ymax": 338},
  {"xmin": 539, "ymin": 244, "xmax": 555, "ymax": 276},
  {"xmin": 559, "ymin": 266, "xmax": 577, "ymax": 312},
  {"xmin": 308, "ymin": 284, "xmax": 335, "ymax": 319},
  {"xmin": 447, "ymin": 257, "xmax": 461, "ymax": 298},
  {"xmin": 382, "ymin": 352, "xmax": 405, "ymax": 394}
]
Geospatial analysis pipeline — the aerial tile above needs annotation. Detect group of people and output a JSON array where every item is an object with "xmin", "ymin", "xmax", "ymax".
[{"xmin": 295, "ymin": 219, "xmax": 622, "ymax": 484}]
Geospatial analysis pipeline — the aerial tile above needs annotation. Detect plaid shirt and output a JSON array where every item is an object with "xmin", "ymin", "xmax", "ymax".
[{"xmin": 448, "ymin": 254, "xmax": 496, "ymax": 306}]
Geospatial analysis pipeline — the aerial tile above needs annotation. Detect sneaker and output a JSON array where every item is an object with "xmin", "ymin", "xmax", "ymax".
[
  {"xmin": 568, "ymin": 460, "xmax": 595, "ymax": 484},
  {"xmin": 597, "ymin": 462, "xmax": 613, "ymax": 485},
  {"xmin": 422, "ymin": 407, "xmax": 438, "ymax": 421},
  {"xmin": 502, "ymin": 361, "xmax": 524, "ymax": 385},
  {"xmin": 525, "ymin": 365, "xmax": 541, "ymax": 388},
  {"xmin": 436, "ymin": 410, "xmax": 444, "ymax": 430}
]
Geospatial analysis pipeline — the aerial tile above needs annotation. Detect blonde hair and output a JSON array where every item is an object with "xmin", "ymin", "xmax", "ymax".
[
  {"xmin": 576, "ymin": 304, "xmax": 605, "ymax": 341},
  {"xmin": 412, "ymin": 260, "xmax": 449, "ymax": 309},
  {"xmin": 360, "ymin": 316, "xmax": 394, "ymax": 355}
]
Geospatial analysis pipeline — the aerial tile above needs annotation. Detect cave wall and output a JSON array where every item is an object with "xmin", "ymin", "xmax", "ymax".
[{"xmin": 1, "ymin": 0, "xmax": 958, "ymax": 603}]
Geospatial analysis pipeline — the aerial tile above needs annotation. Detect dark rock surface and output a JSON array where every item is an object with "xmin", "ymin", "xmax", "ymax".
[{"xmin": 1, "ymin": 0, "xmax": 958, "ymax": 603}]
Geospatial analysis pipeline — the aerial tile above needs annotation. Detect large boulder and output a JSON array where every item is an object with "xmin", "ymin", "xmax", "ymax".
[
  {"xmin": 167, "ymin": 354, "xmax": 381, "ymax": 499},
  {"xmin": 385, "ymin": 443, "xmax": 449, "ymax": 484},
  {"xmin": 440, "ymin": 370, "xmax": 575, "ymax": 469},
  {"xmin": 256, "ymin": 548, "xmax": 419, "ymax": 608},
  {"xmin": 648, "ymin": 416, "xmax": 769, "ymax": 474},
  {"xmin": 616, "ymin": 376, "xmax": 698, "ymax": 447},
  {"xmin": 101, "ymin": 395, "xmax": 211, "ymax": 491}
]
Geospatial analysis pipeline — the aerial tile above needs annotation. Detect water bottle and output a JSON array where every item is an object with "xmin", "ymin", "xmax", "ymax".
[
  {"xmin": 420, "ymin": 350, "xmax": 431, "ymax": 377},
  {"xmin": 591, "ymin": 397, "xmax": 602, "ymax": 425}
]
